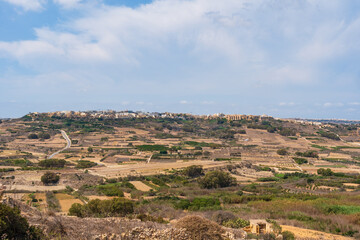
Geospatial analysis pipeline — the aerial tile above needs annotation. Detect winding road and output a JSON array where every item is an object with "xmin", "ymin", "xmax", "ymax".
[{"xmin": 48, "ymin": 130, "xmax": 71, "ymax": 159}]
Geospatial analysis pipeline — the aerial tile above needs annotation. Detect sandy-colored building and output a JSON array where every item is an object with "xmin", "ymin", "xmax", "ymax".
[{"xmin": 244, "ymin": 219, "xmax": 273, "ymax": 235}]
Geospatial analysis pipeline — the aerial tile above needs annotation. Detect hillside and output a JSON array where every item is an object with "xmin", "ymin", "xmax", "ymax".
[{"xmin": 1, "ymin": 112, "xmax": 360, "ymax": 239}]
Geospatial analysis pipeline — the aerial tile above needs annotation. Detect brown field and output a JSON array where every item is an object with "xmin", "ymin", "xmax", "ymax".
[
  {"xmin": 55, "ymin": 193, "xmax": 83, "ymax": 213},
  {"xmin": 281, "ymin": 225, "xmax": 353, "ymax": 240},
  {"xmin": 129, "ymin": 181, "xmax": 153, "ymax": 191}
]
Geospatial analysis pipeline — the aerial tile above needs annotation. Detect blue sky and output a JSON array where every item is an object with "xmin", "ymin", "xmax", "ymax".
[{"xmin": 0, "ymin": 0, "xmax": 360, "ymax": 119}]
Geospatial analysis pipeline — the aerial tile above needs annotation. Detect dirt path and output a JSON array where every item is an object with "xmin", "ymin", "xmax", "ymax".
[
  {"xmin": 130, "ymin": 181, "xmax": 153, "ymax": 191},
  {"xmin": 281, "ymin": 225, "xmax": 353, "ymax": 240},
  {"xmin": 5, "ymin": 185, "xmax": 66, "ymax": 191}
]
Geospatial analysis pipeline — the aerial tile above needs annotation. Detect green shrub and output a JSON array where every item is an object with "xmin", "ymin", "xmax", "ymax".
[
  {"xmin": 317, "ymin": 168, "xmax": 334, "ymax": 176},
  {"xmin": 76, "ymin": 160, "xmax": 97, "ymax": 169},
  {"xmin": 136, "ymin": 145, "xmax": 168, "ymax": 152},
  {"xmin": 188, "ymin": 197, "xmax": 221, "ymax": 211},
  {"xmin": 279, "ymin": 128, "xmax": 296, "ymax": 136},
  {"xmin": 282, "ymin": 231, "xmax": 295, "ymax": 240},
  {"xmin": 318, "ymin": 130, "xmax": 340, "ymax": 140},
  {"xmin": 258, "ymin": 177, "xmax": 279, "ymax": 182},
  {"xmin": 199, "ymin": 171, "xmax": 236, "ymax": 189},
  {"xmin": 293, "ymin": 157, "xmax": 308, "ymax": 164},
  {"xmin": 222, "ymin": 218, "xmax": 249, "ymax": 228},
  {"xmin": 69, "ymin": 198, "xmax": 134, "ymax": 218},
  {"xmin": 97, "ymin": 184, "xmax": 124, "ymax": 197}
]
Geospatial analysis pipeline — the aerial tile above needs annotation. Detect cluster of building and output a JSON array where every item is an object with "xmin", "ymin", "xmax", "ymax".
[
  {"xmin": 30, "ymin": 111, "xmax": 353, "ymax": 127},
  {"xmin": 29, "ymin": 110, "xmax": 276, "ymax": 121}
]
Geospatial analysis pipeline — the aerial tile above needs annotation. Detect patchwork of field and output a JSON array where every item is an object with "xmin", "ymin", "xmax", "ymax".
[{"xmin": 1, "ymin": 116, "xmax": 360, "ymax": 238}]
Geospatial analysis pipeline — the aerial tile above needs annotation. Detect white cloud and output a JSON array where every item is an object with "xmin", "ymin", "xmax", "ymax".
[
  {"xmin": 349, "ymin": 102, "xmax": 360, "ymax": 106},
  {"xmin": 323, "ymin": 102, "xmax": 344, "ymax": 107},
  {"xmin": 53, "ymin": 0, "xmax": 82, "ymax": 9},
  {"xmin": 279, "ymin": 102, "xmax": 295, "ymax": 107},
  {"xmin": 180, "ymin": 100, "xmax": 190, "ymax": 104},
  {"xmin": 1, "ymin": 0, "xmax": 44, "ymax": 11}
]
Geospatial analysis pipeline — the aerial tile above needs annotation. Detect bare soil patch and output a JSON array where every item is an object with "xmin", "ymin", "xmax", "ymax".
[
  {"xmin": 130, "ymin": 181, "xmax": 153, "ymax": 191},
  {"xmin": 281, "ymin": 225, "xmax": 353, "ymax": 240}
]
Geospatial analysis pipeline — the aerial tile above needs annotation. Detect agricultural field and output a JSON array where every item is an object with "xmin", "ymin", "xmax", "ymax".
[{"xmin": 1, "ymin": 113, "xmax": 360, "ymax": 239}]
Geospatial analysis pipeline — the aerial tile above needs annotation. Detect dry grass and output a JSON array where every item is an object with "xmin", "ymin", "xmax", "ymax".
[{"xmin": 175, "ymin": 215, "xmax": 225, "ymax": 240}]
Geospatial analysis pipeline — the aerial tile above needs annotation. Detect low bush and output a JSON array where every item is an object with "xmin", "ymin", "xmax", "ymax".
[
  {"xmin": 96, "ymin": 184, "xmax": 125, "ymax": 197},
  {"xmin": 174, "ymin": 197, "xmax": 221, "ymax": 211},
  {"xmin": 136, "ymin": 145, "xmax": 168, "ymax": 152},
  {"xmin": 222, "ymin": 218, "xmax": 249, "ymax": 229},
  {"xmin": 76, "ymin": 160, "xmax": 97, "ymax": 169},
  {"xmin": 282, "ymin": 231, "xmax": 295, "ymax": 240},
  {"xmin": 293, "ymin": 157, "xmax": 308, "ymax": 164},
  {"xmin": 318, "ymin": 130, "xmax": 340, "ymax": 140},
  {"xmin": 69, "ymin": 198, "xmax": 134, "ymax": 218}
]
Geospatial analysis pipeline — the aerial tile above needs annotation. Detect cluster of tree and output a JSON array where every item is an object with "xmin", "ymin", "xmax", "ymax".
[
  {"xmin": 318, "ymin": 130, "xmax": 340, "ymax": 140},
  {"xmin": 199, "ymin": 171, "xmax": 236, "ymax": 189},
  {"xmin": 69, "ymin": 198, "xmax": 134, "ymax": 218},
  {"xmin": 0, "ymin": 203, "xmax": 44, "ymax": 239},
  {"xmin": 39, "ymin": 159, "xmax": 66, "ymax": 168},
  {"xmin": 317, "ymin": 168, "xmax": 334, "ymax": 176},
  {"xmin": 295, "ymin": 150, "xmax": 318, "ymax": 158},
  {"xmin": 27, "ymin": 132, "xmax": 51, "ymax": 139},
  {"xmin": 76, "ymin": 160, "xmax": 97, "ymax": 169},
  {"xmin": 317, "ymin": 168, "xmax": 348, "ymax": 178},
  {"xmin": 247, "ymin": 123, "xmax": 276, "ymax": 133},
  {"xmin": 293, "ymin": 157, "xmax": 308, "ymax": 165},
  {"xmin": 41, "ymin": 172, "xmax": 60, "ymax": 185},
  {"xmin": 278, "ymin": 128, "xmax": 296, "ymax": 136}
]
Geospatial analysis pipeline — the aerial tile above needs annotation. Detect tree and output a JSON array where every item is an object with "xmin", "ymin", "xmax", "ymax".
[
  {"xmin": 199, "ymin": 171, "xmax": 236, "ymax": 189},
  {"xmin": 317, "ymin": 168, "xmax": 334, "ymax": 176},
  {"xmin": 41, "ymin": 172, "xmax": 60, "ymax": 185},
  {"xmin": 277, "ymin": 149, "xmax": 288, "ymax": 156},
  {"xmin": 87, "ymin": 146, "xmax": 93, "ymax": 153},
  {"xmin": 0, "ymin": 203, "xmax": 44, "ymax": 239},
  {"xmin": 183, "ymin": 165, "xmax": 204, "ymax": 178},
  {"xmin": 38, "ymin": 132, "xmax": 50, "ymax": 139},
  {"xmin": 28, "ymin": 133, "xmax": 38, "ymax": 139}
]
